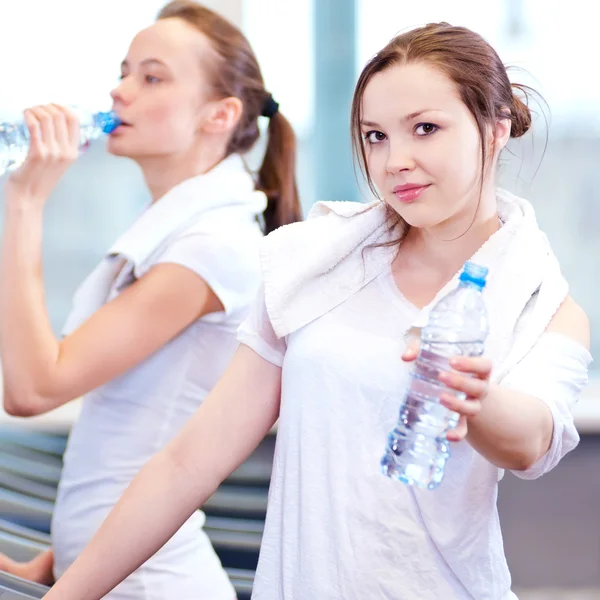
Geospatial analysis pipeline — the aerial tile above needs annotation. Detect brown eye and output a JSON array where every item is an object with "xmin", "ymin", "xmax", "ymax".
[
  {"xmin": 415, "ymin": 123, "xmax": 439, "ymax": 136},
  {"xmin": 365, "ymin": 130, "xmax": 387, "ymax": 143}
]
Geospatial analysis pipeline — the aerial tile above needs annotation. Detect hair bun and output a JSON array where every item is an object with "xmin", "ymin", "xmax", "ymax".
[{"xmin": 510, "ymin": 85, "xmax": 532, "ymax": 138}]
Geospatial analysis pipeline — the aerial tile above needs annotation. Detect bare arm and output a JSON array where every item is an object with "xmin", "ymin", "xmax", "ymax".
[
  {"xmin": 459, "ymin": 296, "xmax": 590, "ymax": 470},
  {"xmin": 465, "ymin": 385, "xmax": 556, "ymax": 470},
  {"xmin": 42, "ymin": 344, "xmax": 281, "ymax": 600},
  {"xmin": 466, "ymin": 296, "xmax": 590, "ymax": 470},
  {"xmin": 403, "ymin": 296, "xmax": 590, "ymax": 470},
  {"xmin": 1, "ymin": 104, "xmax": 223, "ymax": 416}
]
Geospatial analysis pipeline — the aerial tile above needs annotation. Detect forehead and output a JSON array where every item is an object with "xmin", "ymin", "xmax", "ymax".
[
  {"xmin": 125, "ymin": 18, "xmax": 216, "ymax": 73},
  {"xmin": 361, "ymin": 62, "xmax": 464, "ymax": 119}
]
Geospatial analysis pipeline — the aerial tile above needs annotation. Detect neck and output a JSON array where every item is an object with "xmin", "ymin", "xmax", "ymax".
[
  {"xmin": 137, "ymin": 139, "xmax": 230, "ymax": 203},
  {"xmin": 401, "ymin": 183, "xmax": 500, "ymax": 275}
]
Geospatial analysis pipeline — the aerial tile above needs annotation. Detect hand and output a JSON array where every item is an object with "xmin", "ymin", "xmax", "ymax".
[
  {"xmin": 0, "ymin": 549, "xmax": 55, "ymax": 586},
  {"xmin": 5, "ymin": 104, "xmax": 80, "ymax": 206},
  {"xmin": 402, "ymin": 342, "xmax": 492, "ymax": 442}
]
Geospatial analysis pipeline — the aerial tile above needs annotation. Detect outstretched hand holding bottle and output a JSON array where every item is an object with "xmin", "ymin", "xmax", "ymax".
[
  {"xmin": 381, "ymin": 262, "xmax": 493, "ymax": 489},
  {"xmin": 400, "ymin": 337, "xmax": 493, "ymax": 442}
]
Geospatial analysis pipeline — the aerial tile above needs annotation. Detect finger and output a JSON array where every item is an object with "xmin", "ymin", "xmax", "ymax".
[
  {"xmin": 23, "ymin": 110, "xmax": 43, "ymax": 156},
  {"xmin": 56, "ymin": 104, "xmax": 81, "ymax": 151},
  {"xmin": 449, "ymin": 356, "xmax": 492, "ymax": 379},
  {"xmin": 401, "ymin": 339, "xmax": 420, "ymax": 362},
  {"xmin": 46, "ymin": 104, "xmax": 71, "ymax": 151},
  {"xmin": 438, "ymin": 371, "xmax": 489, "ymax": 399},
  {"xmin": 440, "ymin": 392, "xmax": 481, "ymax": 417},
  {"xmin": 29, "ymin": 106, "xmax": 57, "ymax": 156},
  {"xmin": 447, "ymin": 416, "xmax": 468, "ymax": 442}
]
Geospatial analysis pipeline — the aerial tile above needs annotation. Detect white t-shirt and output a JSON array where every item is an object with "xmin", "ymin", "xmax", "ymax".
[
  {"xmin": 237, "ymin": 265, "xmax": 591, "ymax": 600},
  {"xmin": 52, "ymin": 155, "xmax": 265, "ymax": 600}
]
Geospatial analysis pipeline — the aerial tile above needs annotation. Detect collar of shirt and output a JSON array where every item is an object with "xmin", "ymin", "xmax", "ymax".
[
  {"xmin": 108, "ymin": 153, "xmax": 267, "ymax": 267},
  {"xmin": 259, "ymin": 188, "xmax": 567, "ymax": 380}
]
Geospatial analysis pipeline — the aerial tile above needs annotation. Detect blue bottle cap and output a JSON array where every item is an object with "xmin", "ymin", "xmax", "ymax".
[
  {"xmin": 96, "ymin": 111, "xmax": 121, "ymax": 134},
  {"xmin": 459, "ymin": 261, "xmax": 488, "ymax": 289}
]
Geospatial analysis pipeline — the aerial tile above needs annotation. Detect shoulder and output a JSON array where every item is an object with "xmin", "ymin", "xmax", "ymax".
[
  {"xmin": 159, "ymin": 218, "xmax": 262, "ymax": 263},
  {"xmin": 138, "ymin": 222, "xmax": 262, "ymax": 305},
  {"xmin": 546, "ymin": 295, "xmax": 590, "ymax": 350},
  {"xmin": 261, "ymin": 199, "xmax": 385, "ymax": 245}
]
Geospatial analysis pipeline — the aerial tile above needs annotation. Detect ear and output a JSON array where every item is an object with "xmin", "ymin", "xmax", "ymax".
[
  {"xmin": 491, "ymin": 116, "xmax": 511, "ymax": 153},
  {"xmin": 201, "ymin": 96, "xmax": 244, "ymax": 134}
]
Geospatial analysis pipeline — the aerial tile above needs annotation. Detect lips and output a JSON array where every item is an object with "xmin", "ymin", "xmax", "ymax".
[
  {"xmin": 392, "ymin": 184, "xmax": 430, "ymax": 203},
  {"xmin": 109, "ymin": 120, "xmax": 131, "ymax": 134},
  {"xmin": 112, "ymin": 112, "xmax": 131, "ymax": 126}
]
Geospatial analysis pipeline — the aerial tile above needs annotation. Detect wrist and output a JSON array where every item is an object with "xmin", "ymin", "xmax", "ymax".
[{"xmin": 4, "ymin": 188, "xmax": 46, "ymax": 217}]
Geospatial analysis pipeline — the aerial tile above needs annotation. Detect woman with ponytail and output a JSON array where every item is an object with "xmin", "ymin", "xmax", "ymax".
[{"xmin": 0, "ymin": 2, "xmax": 300, "ymax": 598}]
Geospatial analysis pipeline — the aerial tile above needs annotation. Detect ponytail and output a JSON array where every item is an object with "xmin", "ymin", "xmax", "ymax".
[
  {"xmin": 257, "ymin": 111, "xmax": 302, "ymax": 234},
  {"xmin": 157, "ymin": 2, "xmax": 302, "ymax": 233}
]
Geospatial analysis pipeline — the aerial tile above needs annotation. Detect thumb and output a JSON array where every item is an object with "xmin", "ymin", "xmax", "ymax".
[
  {"xmin": 402, "ymin": 338, "xmax": 420, "ymax": 362},
  {"xmin": 447, "ymin": 416, "xmax": 468, "ymax": 442}
]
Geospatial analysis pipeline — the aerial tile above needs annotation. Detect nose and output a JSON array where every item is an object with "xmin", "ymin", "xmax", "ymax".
[
  {"xmin": 110, "ymin": 76, "xmax": 137, "ymax": 107},
  {"xmin": 385, "ymin": 139, "xmax": 416, "ymax": 175}
]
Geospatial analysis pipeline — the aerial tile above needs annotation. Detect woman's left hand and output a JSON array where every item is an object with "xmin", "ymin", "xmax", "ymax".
[
  {"xmin": 402, "ymin": 343, "xmax": 493, "ymax": 442},
  {"xmin": 5, "ymin": 104, "xmax": 80, "ymax": 206}
]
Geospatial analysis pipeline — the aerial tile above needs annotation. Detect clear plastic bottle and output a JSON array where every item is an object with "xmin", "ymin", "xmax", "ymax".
[
  {"xmin": 381, "ymin": 261, "xmax": 490, "ymax": 490},
  {"xmin": 0, "ymin": 110, "xmax": 120, "ymax": 177}
]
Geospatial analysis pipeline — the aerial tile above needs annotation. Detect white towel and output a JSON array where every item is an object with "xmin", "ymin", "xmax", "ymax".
[{"xmin": 260, "ymin": 188, "xmax": 568, "ymax": 380}]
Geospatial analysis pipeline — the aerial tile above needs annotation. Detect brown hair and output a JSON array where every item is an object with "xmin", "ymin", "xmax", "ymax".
[
  {"xmin": 351, "ymin": 22, "xmax": 536, "ymax": 236},
  {"xmin": 157, "ymin": 0, "xmax": 301, "ymax": 233}
]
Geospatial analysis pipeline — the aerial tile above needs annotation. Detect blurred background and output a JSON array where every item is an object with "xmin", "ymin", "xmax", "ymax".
[{"xmin": 0, "ymin": 1, "xmax": 598, "ymax": 598}]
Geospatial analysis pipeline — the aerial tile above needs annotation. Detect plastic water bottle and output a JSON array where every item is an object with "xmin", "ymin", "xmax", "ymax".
[
  {"xmin": 381, "ymin": 261, "xmax": 489, "ymax": 490},
  {"xmin": 0, "ymin": 110, "xmax": 120, "ymax": 177}
]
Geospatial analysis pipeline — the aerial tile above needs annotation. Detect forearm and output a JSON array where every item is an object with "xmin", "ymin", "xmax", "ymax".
[
  {"xmin": 466, "ymin": 383, "xmax": 554, "ymax": 470},
  {"xmin": 44, "ymin": 448, "xmax": 214, "ymax": 600},
  {"xmin": 1, "ymin": 199, "xmax": 61, "ymax": 415}
]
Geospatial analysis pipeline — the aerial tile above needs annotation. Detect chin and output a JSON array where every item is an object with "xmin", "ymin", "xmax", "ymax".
[
  {"xmin": 106, "ymin": 137, "xmax": 128, "ymax": 157},
  {"xmin": 384, "ymin": 198, "xmax": 444, "ymax": 229},
  {"xmin": 107, "ymin": 147, "xmax": 130, "ymax": 158},
  {"xmin": 106, "ymin": 139, "xmax": 145, "ymax": 160}
]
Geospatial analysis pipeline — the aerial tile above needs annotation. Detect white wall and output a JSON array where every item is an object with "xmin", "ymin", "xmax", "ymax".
[
  {"xmin": 0, "ymin": 0, "xmax": 243, "ymax": 118},
  {"xmin": 356, "ymin": 0, "xmax": 600, "ymax": 134}
]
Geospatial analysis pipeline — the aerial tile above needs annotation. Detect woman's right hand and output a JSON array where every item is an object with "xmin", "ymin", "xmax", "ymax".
[
  {"xmin": 5, "ymin": 104, "xmax": 80, "ymax": 206},
  {"xmin": 0, "ymin": 549, "xmax": 55, "ymax": 586}
]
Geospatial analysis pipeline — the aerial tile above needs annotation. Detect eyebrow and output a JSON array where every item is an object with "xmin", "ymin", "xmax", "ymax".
[
  {"xmin": 361, "ymin": 109, "xmax": 440, "ymax": 128},
  {"xmin": 120, "ymin": 58, "xmax": 169, "ymax": 70}
]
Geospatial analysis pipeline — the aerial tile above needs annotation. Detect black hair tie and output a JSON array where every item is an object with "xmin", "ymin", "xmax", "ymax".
[{"xmin": 261, "ymin": 93, "xmax": 280, "ymax": 119}]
